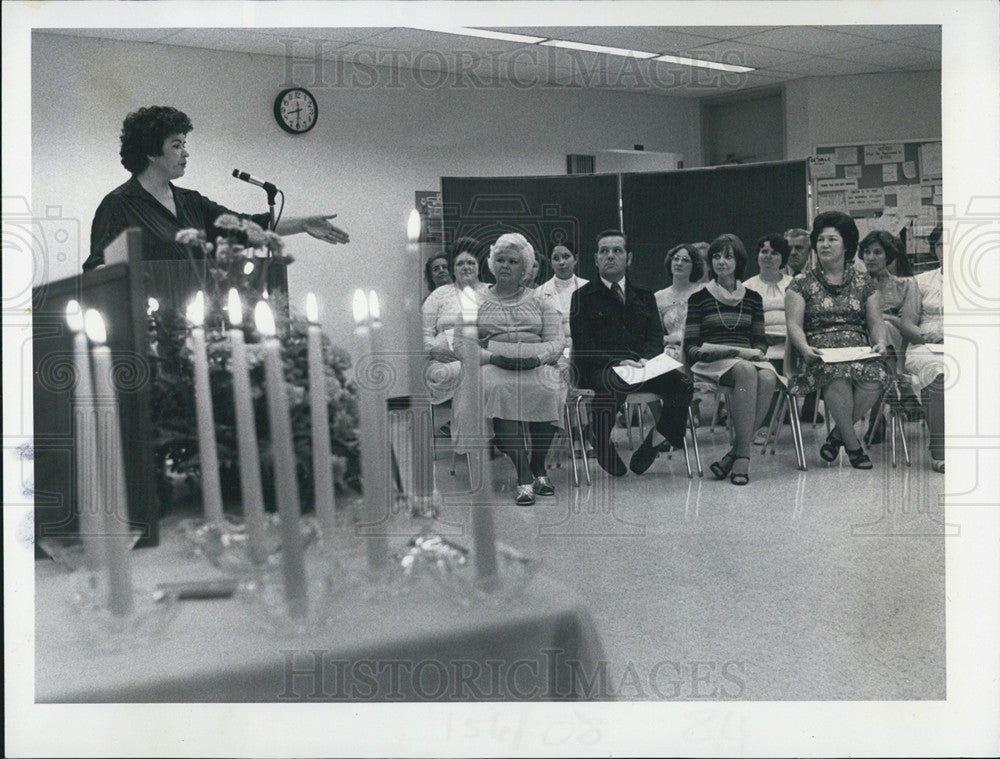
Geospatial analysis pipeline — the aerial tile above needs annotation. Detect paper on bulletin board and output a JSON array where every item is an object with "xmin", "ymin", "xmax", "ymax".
[
  {"xmin": 920, "ymin": 185, "xmax": 934, "ymax": 198},
  {"xmin": 902, "ymin": 161, "xmax": 917, "ymax": 180},
  {"xmin": 843, "ymin": 165, "xmax": 862, "ymax": 179},
  {"xmin": 810, "ymin": 154, "xmax": 836, "ymax": 178},
  {"xmin": 933, "ymin": 186, "xmax": 943, "ymax": 205},
  {"xmin": 833, "ymin": 147, "xmax": 858, "ymax": 164},
  {"xmin": 882, "ymin": 164, "xmax": 898, "ymax": 182},
  {"xmin": 919, "ymin": 142, "xmax": 943, "ymax": 180},
  {"xmin": 864, "ymin": 143, "xmax": 905, "ymax": 164},
  {"xmin": 884, "ymin": 185, "xmax": 923, "ymax": 217},
  {"xmin": 817, "ymin": 192, "xmax": 846, "ymax": 212},
  {"xmin": 846, "ymin": 187, "xmax": 885, "ymax": 212},
  {"xmin": 817, "ymin": 177, "xmax": 858, "ymax": 192}
]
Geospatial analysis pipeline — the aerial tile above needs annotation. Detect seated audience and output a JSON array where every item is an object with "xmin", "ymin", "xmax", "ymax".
[
  {"xmin": 421, "ymin": 237, "xmax": 488, "ymax": 446},
  {"xmin": 900, "ymin": 224, "xmax": 945, "ymax": 473},
  {"xmin": 536, "ymin": 243, "xmax": 588, "ymax": 352},
  {"xmin": 423, "ymin": 253, "xmax": 453, "ymax": 295},
  {"xmin": 477, "ymin": 233, "xmax": 566, "ymax": 505},
  {"xmin": 692, "ymin": 241, "xmax": 711, "ymax": 284},
  {"xmin": 860, "ymin": 230, "xmax": 920, "ymax": 360},
  {"xmin": 654, "ymin": 244, "xmax": 705, "ymax": 362},
  {"xmin": 570, "ymin": 230, "xmax": 694, "ymax": 478},
  {"xmin": 744, "ymin": 233, "xmax": 794, "ymax": 361},
  {"xmin": 785, "ymin": 211, "xmax": 889, "ymax": 469},
  {"xmin": 684, "ymin": 234, "xmax": 777, "ymax": 485}
]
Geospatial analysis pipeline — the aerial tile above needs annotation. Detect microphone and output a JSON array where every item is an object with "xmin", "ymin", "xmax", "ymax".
[{"xmin": 232, "ymin": 169, "xmax": 278, "ymax": 193}]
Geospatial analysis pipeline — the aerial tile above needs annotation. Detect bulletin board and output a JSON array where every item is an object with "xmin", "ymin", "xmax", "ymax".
[{"xmin": 810, "ymin": 139, "xmax": 942, "ymax": 270}]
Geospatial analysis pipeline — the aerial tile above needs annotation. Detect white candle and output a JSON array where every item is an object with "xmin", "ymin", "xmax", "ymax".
[
  {"xmin": 405, "ymin": 210, "xmax": 435, "ymax": 502},
  {"xmin": 84, "ymin": 310, "xmax": 134, "ymax": 616},
  {"xmin": 226, "ymin": 289, "xmax": 268, "ymax": 566},
  {"xmin": 67, "ymin": 302, "xmax": 103, "ymax": 572},
  {"xmin": 455, "ymin": 287, "xmax": 497, "ymax": 582},
  {"xmin": 186, "ymin": 292, "xmax": 224, "ymax": 524},
  {"xmin": 353, "ymin": 289, "xmax": 390, "ymax": 569},
  {"xmin": 305, "ymin": 293, "xmax": 337, "ymax": 536},
  {"xmin": 255, "ymin": 301, "xmax": 308, "ymax": 616}
]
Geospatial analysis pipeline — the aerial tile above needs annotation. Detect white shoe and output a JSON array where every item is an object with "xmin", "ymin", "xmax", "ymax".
[
  {"xmin": 515, "ymin": 484, "xmax": 535, "ymax": 506},
  {"xmin": 753, "ymin": 427, "xmax": 769, "ymax": 446}
]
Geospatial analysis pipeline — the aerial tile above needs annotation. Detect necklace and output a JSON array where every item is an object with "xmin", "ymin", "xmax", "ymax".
[{"xmin": 714, "ymin": 297, "xmax": 745, "ymax": 330}]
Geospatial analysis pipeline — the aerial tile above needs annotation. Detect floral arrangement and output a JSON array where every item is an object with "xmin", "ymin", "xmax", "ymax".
[{"xmin": 148, "ymin": 216, "xmax": 361, "ymax": 513}]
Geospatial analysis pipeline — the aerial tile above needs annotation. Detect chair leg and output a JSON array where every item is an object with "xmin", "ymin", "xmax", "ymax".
[
  {"xmin": 687, "ymin": 407, "xmax": 703, "ymax": 477},
  {"xmin": 564, "ymin": 402, "xmax": 580, "ymax": 487},
  {"xmin": 637, "ymin": 403, "xmax": 646, "ymax": 446},
  {"xmin": 762, "ymin": 389, "xmax": 784, "ymax": 456},
  {"xmin": 575, "ymin": 395, "xmax": 592, "ymax": 486},
  {"xmin": 788, "ymin": 393, "xmax": 807, "ymax": 471},
  {"xmin": 896, "ymin": 407, "xmax": 911, "ymax": 466}
]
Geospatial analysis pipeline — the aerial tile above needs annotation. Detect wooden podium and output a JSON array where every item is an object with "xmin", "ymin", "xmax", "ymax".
[{"xmin": 31, "ymin": 228, "xmax": 287, "ymax": 553}]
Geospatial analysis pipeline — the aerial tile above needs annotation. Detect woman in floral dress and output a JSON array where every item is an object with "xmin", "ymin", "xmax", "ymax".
[{"xmin": 785, "ymin": 211, "xmax": 889, "ymax": 469}]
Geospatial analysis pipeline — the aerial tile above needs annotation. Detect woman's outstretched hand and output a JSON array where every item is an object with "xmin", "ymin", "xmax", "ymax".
[{"xmin": 303, "ymin": 214, "xmax": 350, "ymax": 244}]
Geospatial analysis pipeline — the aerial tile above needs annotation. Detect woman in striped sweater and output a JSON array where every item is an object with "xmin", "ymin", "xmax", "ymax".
[{"xmin": 684, "ymin": 234, "xmax": 778, "ymax": 485}]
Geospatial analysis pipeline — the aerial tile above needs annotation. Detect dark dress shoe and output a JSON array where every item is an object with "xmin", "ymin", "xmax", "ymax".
[{"xmin": 629, "ymin": 434, "xmax": 659, "ymax": 475}]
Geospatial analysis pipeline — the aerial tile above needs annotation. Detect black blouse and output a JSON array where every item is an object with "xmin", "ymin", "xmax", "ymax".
[{"xmin": 84, "ymin": 176, "xmax": 271, "ymax": 271}]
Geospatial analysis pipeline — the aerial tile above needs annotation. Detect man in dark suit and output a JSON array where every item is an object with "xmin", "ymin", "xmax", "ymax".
[{"xmin": 570, "ymin": 230, "xmax": 694, "ymax": 476}]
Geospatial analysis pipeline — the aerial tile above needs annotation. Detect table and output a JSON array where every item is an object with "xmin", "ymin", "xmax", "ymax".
[{"xmin": 35, "ymin": 535, "xmax": 606, "ymax": 702}]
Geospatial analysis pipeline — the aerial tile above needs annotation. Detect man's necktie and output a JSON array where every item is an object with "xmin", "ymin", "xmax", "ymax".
[{"xmin": 611, "ymin": 281, "xmax": 625, "ymax": 305}]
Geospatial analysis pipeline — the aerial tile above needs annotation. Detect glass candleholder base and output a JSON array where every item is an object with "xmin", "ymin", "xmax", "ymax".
[
  {"xmin": 422, "ymin": 540, "xmax": 541, "ymax": 607},
  {"xmin": 236, "ymin": 549, "xmax": 346, "ymax": 636},
  {"xmin": 38, "ymin": 531, "xmax": 142, "ymax": 573},
  {"xmin": 68, "ymin": 572, "xmax": 181, "ymax": 652},
  {"xmin": 176, "ymin": 515, "xmax": 320, "ymax": 574}
]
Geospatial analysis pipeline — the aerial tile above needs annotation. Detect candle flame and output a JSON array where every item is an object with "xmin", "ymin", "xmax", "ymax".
[
  {"xmin": 367, "ymin": 290, "xmax": 381, "ymax": 324},
  {"xmin": 147, "ymin": 297, "xmax": 159, "ymax": 315},
  {"xmin": 406, "ymin": 209, "xmax": 421, "ymax": 243},
  {"xmin": 254, "ymin": 300, "xmax": 276, "ymax": 337},
  {"xmin": 459, "ymin": 286, "xmax": 479, "ymax": 324},
  {"xmin": 306, "ymin": 292, "xmax": 319, "ymax": 323},
  {"xmin": 83, "ymin": 309, "xmax": 107, "ymax": 344},
  {"xmin": 186, "ymin": 291, "xmax": 206, "ymax": 327},
  {"xmin": 243, "ymin": 261, "xmax": 255, "ymax": 275},
  {"xmin": 66, "ymin": 300, "xmax": 84, "ymax": 332},
  {"xmin": 227, "ymin": 288, "xmax": 243, "ymax": 326},
  {"xmin": 352, "ymin": 289, "xmax": 368, "ymax": 325}
]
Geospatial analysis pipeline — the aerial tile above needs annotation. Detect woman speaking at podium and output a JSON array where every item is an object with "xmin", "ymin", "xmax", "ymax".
[{"xmin": 83, "ymin": 106, "xmax": 349, "ymax": 270}]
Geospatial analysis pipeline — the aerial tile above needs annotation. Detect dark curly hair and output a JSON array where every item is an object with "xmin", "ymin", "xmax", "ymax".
[
  {"xmin": 707, "ymin": 233, "xmax": 749, "ymax": 281},
  {"xmin": 119, "ymin": 106, "xmax": 193, "ymax": 174},
  {"xmin": 755, "ymin": 233, "xmax": 791, "ymax": 268},
  {"xmin": 663, "ymin": 243, "xmax": 705, "ymax": 285},
  {"xmin": 423, "ymin": 253, "xmax": 450, "ymax": 292},
  {"xmin": 859, "ymin": 230, "xmax": 912, "ymax": 275},
  {"xmin": 810, "ymin": 211, "xmax": 860, "ymax": 263},
  {"xmin": 448, "ymin": 236, "xmax": 485, "ymax": 278}
]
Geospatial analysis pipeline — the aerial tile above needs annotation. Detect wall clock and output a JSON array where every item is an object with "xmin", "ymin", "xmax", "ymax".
[{"xmin": 273, "ymin": 87, "xmax": 317, "ymax": 134}]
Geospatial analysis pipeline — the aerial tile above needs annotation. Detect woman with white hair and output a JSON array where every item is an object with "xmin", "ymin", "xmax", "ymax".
[{"xmin": 476, "ymin": 233, "xmax": 566, "ymax": 505}]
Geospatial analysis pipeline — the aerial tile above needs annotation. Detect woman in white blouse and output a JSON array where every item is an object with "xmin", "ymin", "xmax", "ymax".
[
  {"xmin": 420, "ymin": 237, "xmax": 488, "ymax": 405},
  {"xmin": 744, "ymin": 233, "xmax": 794, "ymax": 361},
  {"xmin": 536, "ymin": 244, "xmax": 588, "ymax": 351}
]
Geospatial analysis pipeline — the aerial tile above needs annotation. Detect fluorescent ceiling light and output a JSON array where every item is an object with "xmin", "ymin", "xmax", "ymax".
[
  {"xmin": 539, "ymin": 39, "xmax": 658, "ymax": 59},
  {"xmin": 654, "ymin": 53, "xmax": 755, "ymax": 73},
  {"xmin": 408, "ymin": 26, "xmax": 547, "ymax": 44}
]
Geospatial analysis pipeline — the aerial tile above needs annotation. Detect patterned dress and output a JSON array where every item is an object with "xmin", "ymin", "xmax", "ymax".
[
  {"xmin": 654, "ymin": 283, "xmax": 704, "ymax": 361},
  {"xmin": 478, "ymin": 287, "xmax": 566, "ymax": 424},
  {"xmin": 786, "ymin": 266, "xmax": 889, "ymax": 394}
]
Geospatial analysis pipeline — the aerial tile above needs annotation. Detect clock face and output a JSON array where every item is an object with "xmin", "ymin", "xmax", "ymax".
[{"xmin": 274, "ymin": 88, "xmax": 317, "ymax": 134}]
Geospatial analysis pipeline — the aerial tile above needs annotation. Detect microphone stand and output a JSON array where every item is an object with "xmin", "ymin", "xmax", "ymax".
[{"xmin": 260, "ymin": 182, "xmax": 280, "ymax": 304}]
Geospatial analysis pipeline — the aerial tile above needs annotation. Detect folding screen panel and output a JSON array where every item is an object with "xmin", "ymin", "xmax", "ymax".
[
  {"xmin": 440, "ymin": 174, "xmax": 621, "ymax": 283},
  {"xmin": 621, "ymin": 160, "xmax": 809, "ymax": 291}
]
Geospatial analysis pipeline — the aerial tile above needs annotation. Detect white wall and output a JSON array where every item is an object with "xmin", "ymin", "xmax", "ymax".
[
  {"xmin": 784, "ymin": 70, "xmax": 941, "ymax": 157},
  {"xmin": 32, "ymin": 32, "xmax": 700, "ymax": 387}
]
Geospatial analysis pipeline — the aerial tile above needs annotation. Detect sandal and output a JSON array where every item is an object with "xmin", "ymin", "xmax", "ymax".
[
  {"xmin": 931, "ymin": 459, "xmax": 945, "ymax": 474},
  {"xmin": 710, "ymin": 449, "xmax": 737, "ymax": 480},
  {"xmin": 819, "ymin": 430, "xmax": 843, "ymax": 462},
  {"xmin": 730, "ymin": 457, "xmax": 750, "ymax": 485},
  {"xmin": 845, "ymin": 446, "xmax": 873, "ymax": 470}
]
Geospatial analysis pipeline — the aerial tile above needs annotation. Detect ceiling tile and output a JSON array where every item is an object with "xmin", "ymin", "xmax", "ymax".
[
  {"xmin": 835, "ymin": 40, "xmax": 941, "ymax": 69},
  {"xmin": 896, "ymin": 31, "xmax": 942, "ymax": 51},
  {"xmin": 683, "ymin": 40, "xmax": 815, "ymax": 69},
  {"xmin": 40, "ymin": 28, "xmax": 185, "ymax": 44},
  {"xmin": 669, "ymin": 26, "xmax": 783, "ymax": 41},
  {"xmin": 557, "ymin": 27, "xmax": 722, "ymax": 52},
  {"xmin": 736, "ymin": 25, "xmax": 887, "ymax": 55},
  {"xmin": 160, "ymin": 28, "xmax": 307, "ymax": 56},
  {"xmin": 828, "ymin": 24, "xmax": 941, "ymax": 42}
]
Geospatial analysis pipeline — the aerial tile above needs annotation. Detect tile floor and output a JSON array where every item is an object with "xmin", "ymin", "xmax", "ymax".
[{"xmin": 422, "ymin": 415, "xmax": 947, "ymax": 701}]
